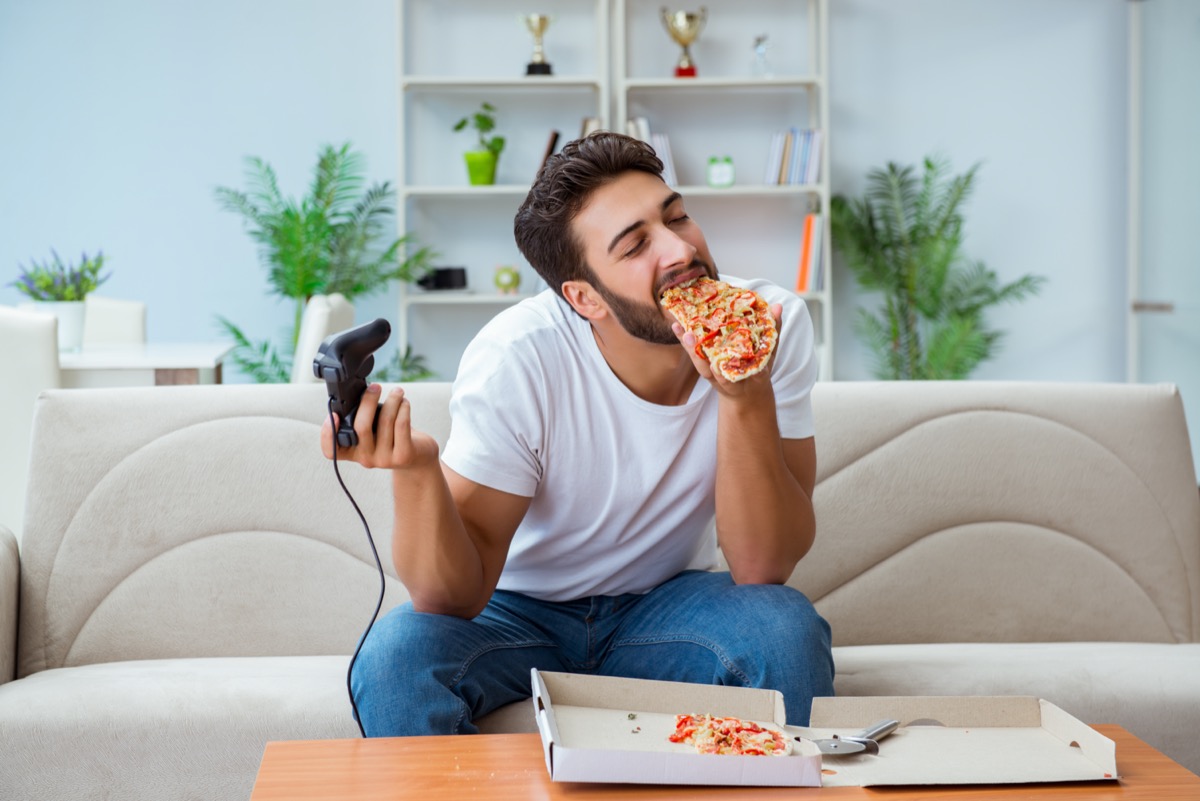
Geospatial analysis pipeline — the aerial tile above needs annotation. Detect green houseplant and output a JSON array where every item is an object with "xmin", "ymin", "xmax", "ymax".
[
  {"xmin": 453, "ymin": 102, "xmax": 505, "ymax": 185},
  {"xmin": 830, "ymin": 156, "xmax": 1046, "ymax": 380},
  {"xmin": 214, "ymin": 143, "xmax": 434, "ymax": 382},
  {"xmin": 11, "ymin": 250, "xmax": 109, "ymax": 302},
  {"xmin": 10, "ymin": 250, "xmax": 110, "ymax": 351}
]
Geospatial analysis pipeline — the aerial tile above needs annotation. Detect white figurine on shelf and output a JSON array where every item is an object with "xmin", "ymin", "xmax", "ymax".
[{"xmin": 752, "ymin": 34, "xmax": 773, "ymax": 78}]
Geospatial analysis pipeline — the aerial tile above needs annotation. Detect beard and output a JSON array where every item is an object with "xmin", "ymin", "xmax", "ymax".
[{"xmin": 591, "ymin": 259, "xmax": 717, "ymax": 346}]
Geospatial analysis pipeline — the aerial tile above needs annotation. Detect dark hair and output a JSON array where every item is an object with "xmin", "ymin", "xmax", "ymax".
[{"xmin": 514, "ymin": 131, "xmax": 664, "ymax": 302}]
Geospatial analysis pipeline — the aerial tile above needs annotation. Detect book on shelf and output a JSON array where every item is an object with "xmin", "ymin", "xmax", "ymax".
[
  {"xmin": 580, "ymin": 116, "xmax": 602, "ymax": 138},
  {"xmin": 626, "ymin": 116, "xmax": 652, "ymax": 143},
  {"xmin": 808, "ymin": 216, "xmax": 824, "ymax": 291},
  {"xmin": 804, "ymin": 129, "xmax": 823, "ymax": 184},
  {"xmin": 763, "ymin": 130, "xmax": 786, "ymax": 185},
  {"xmin": 795, "ymin": 212, "xmax": 824, "ymax": 293},
  {"xmin": 765, "ymin": 128, "xmax": 824, "ymax": 186},
  {"xmin": 777, "ymin": 130, "xmax": 795, "ymax": 185},
  {"xmin": 538, "ymin": 130, "xmax": 560, "ymax": 175},
  {"xmin": 795, "ymin": 129, "xmax": 812, "ymax": 184},
  {"xmin": 650, "ymin": 132, "xmax": 678, "ymax": 186},
  {"xmin": 785, "ymin": 127, "xmax": 802, "ymax": 185}
]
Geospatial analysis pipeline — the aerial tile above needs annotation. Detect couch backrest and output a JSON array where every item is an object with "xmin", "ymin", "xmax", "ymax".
[
  {"xmin": 798, "ymin": 381, "xmax": 1200, "ymax": 647},
  {"xmin": 17, "ymin": 381, "xmax": 1200, "ymax": 677},
  {"xmin": 17, "ymin": 383, "xmax": 451, "ymax": 677}
]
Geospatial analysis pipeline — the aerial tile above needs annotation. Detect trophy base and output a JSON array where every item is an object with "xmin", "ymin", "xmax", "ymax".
[
  {"xmin": 674, "ymin": 65, "xmax": 697, "ymax": 78},
  {"xmin": 526, "ymin": 62, "xmax": 553, "ymax": 76}
]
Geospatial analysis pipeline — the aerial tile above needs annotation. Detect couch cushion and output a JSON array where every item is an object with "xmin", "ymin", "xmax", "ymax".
[
  {"xmin": 0, "ymin": 656, "xmax": 360, "ymax": 801},
  {"xmin": 834, "ymin": 641, "xmax": 1200, "ymax": 776},
  {"xmin": 796, "ymin": 382, "xmax": 1200, "ymax": 646}
]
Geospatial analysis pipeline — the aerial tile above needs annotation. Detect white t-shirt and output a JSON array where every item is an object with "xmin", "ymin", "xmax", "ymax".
[{"xmin": 440, "ymin": 275, "xmax": 819, "ymax": 601}]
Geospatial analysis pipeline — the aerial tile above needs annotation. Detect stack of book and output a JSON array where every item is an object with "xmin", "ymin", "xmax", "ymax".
[
  {"xmin": 627, "ymin": 116, "xmax": 678, "ymax": 186},
  {"xmin": 795, "ymin": 212, "xmax": 824, "ymax": 294},
  {"xmin": 763, "ymin": 128, "xmax": 823, "ymax": 186}
]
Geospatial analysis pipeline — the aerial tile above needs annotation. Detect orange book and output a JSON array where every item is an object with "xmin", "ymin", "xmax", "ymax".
[{"xmin": 796, "ymin": 213, "xmax": 815, "ymax": 292}]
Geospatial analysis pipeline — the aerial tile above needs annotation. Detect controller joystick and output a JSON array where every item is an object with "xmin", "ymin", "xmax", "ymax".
[{"xmin": 314, "ymin": 318, "xmax": 392, "ymax": 448}]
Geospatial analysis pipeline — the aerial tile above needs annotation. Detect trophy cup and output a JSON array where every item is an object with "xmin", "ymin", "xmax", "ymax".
[
  {"xmin": 522, "ymin": 14, "xmax": 553, "ymax": 76},
  {"xmin": 660, "ymin": 7, "xmax": 707, "ymax": 78}
]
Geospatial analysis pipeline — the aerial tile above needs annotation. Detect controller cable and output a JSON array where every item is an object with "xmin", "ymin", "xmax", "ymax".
[{"xmin": 327, "ymin": 397, "xmax": 385, "ymax": 739}]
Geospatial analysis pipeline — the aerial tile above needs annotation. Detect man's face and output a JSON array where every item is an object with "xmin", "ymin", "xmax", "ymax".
[{"xmin": 572, "ymin": 171, "xmax": 717, "ymax": 345}]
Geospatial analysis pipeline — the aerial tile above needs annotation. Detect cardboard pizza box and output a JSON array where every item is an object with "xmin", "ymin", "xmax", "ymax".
[
  {"xmin": 532, "ymin": 670, "xmax": 824, "ymax": 787},
  {"xmin": 531, "ymin": 670, "xmax": 1119, "ymax": 788},
  {"xmin": 803, "ymin": 695, "xmax": 1118, "ymax": 787}
]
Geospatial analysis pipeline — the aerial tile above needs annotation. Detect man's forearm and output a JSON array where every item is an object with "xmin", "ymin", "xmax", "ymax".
[
  {"xmin": 389, "ymin": 463, "xmax": 487, "ymax": 617},
  {"xmin": 713, "ymin": 385, "xmax": 815, "ymax": 584}
]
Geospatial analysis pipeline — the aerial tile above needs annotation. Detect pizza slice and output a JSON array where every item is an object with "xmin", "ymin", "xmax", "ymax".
[
  {"xmin": 660, "ymin": 277, "xmax": 778, "ymax": 383},
  {"xmin": 668, "ymin": 713, "xmax": 792, "ymax": 756}
]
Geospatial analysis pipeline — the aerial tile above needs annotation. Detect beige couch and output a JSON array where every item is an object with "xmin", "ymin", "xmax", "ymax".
[{"xmin": 2, "ymin": 380, "xmax": 1198, "ymax": 800}]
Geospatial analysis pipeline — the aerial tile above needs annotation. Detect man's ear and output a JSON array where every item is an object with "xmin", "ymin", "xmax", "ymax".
[{"xmin": 561, "ymin": 280, "xmax": 608, "ymax": 322}]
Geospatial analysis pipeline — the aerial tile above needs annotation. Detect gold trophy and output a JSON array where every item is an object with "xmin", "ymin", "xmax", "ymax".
[
  {"xmin": 522, "ymin": 14, "xmax": 553, "ymax": 76},
  {"xmin": 660, "ymin": 7, "xmax": 707, "ymax": 78}
]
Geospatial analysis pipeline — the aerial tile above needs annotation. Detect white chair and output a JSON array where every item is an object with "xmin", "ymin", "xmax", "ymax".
[
  {"xmin": 290, "ymin": 293, "xmax": 355, "ymax": 383},
  {"xmin": 0, "ymin": 306, "xmax": 62, "ymax": 546},
  {"xmin": 82, "ymin": 295, "xmax": 147, "ymax": 346}
]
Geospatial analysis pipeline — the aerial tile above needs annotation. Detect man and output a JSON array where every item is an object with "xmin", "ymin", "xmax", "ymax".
[{"xmin": 322, "ymin": 131, "xmax": 833, "ymax": 737}]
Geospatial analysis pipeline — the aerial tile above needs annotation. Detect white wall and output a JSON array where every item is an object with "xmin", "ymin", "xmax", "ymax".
[
  {"xmin": 0, "ymin": 0, "xmax": 403, "ymax": 369},
  {"xmin": 829, "ymin": 0, "xmax": 1129, "ymax": 380},
  {"xmin": 0, "ymin": 0, "xmax": 1131, "ymax": 382}
]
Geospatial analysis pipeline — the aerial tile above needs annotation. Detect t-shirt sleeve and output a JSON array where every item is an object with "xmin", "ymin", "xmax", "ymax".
[
  {"xmin": 772, "ymin": 291, "xmax": 819, "ymax": 439},
  {"xmin": 731, "ymin": 277, "xmax": 819, "ymax": 439},
  {"xmin": 440, "ymin": 328, "xmax": 544, "ymax": 498}
]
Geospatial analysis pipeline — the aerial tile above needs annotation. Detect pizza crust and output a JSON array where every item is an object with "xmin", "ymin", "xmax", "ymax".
[{"xmin": 660, "ymin": 277, "xmax": 778, "ymax": 382}]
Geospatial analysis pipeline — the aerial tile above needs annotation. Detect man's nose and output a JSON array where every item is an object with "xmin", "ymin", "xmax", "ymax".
[{"xmin": 659, "ymin": 228, "xmax": 697, "ymax": 267}]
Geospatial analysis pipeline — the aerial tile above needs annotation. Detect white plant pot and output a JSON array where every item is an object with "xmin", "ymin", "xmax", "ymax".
[{"xmin": 33, "ymin": 300, "xmax": 86, "ymax": 352}]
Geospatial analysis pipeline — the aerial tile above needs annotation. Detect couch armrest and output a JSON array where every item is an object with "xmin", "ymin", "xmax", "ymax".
[{"xmin": 0, "ymin": 524, "xmax": 17, "ymax": 685}]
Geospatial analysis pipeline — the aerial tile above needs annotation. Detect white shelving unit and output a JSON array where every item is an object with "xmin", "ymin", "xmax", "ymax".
[{"xmin": 396, "ymin": 0, "xmax": 831, "ymax": 380}]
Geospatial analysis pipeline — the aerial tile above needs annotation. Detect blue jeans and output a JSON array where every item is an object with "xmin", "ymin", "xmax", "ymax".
[{"xmin": 350, "ymin": 570, "xmax": 834, "ymax": 736}]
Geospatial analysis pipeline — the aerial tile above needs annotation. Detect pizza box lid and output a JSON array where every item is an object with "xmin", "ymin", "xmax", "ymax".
[
  {"xmin": 800, "ymin": 695, "xmax": 1118, "ymax": 787},
  {"xmin": 531, "ymin": 670, "xmax": 823, "ymax": 787},
  {"xmin": 531, "ymin": 671, "xmax": 1118, "ymax": 788}
]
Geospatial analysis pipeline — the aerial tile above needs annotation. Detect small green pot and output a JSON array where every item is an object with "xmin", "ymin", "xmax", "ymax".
[{"xmin": 464, "ymin": 150, "xmax": 498, "ymax": 185}]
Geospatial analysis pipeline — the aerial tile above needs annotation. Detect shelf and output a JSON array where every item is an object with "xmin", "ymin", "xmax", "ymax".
[
  {"xmin": 624, "ymin": 76, "xmax": 823, "ymax": 91},
  {"xmin": 404, "ymin": 184, "xmax": 824, "ymax": 199},
  {"xmin": 404, "ymin": 185, "xmax": 531, "ymax": 199},
  {"xmin": 403, "ymin": 77, "xmax": 603, "ymax": 91},
  {"xmin": 672, "ymin": 184, "xmax": 825, "ymax": 197},
  {"xmin": 404, "ymin": 293, "xmax": 534, "ymax": 306}
]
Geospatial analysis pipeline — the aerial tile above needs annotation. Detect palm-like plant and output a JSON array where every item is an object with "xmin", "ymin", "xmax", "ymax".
[
  {"xmin": 215, "ymin": 143, "xmax": 434, "ymax": 382},
  {"xmin": 830, "ymin": 157, "xmax": 1045, "ymax": 380}
]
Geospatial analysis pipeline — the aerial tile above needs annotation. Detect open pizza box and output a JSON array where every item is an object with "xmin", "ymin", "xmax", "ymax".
[{"xmin": 531, "ymin": 670, "xmax": 1118, "ymax": 788}]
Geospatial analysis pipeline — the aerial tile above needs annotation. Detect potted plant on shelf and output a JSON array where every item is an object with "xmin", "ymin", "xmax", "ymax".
[
  {"xmin": 214, "ymin": 142, "xmax": 435, "ymax": 383},
  {"xmin": 453, "ymin": 102, "xmax": 506, "ymax": 186},
  {"xmin": 830, "ymin": 156, "xmax": 1046, "ymax": 380},
  {"xmin": 9, "ymin": 250, "xmax": 110, "ymax": 351}
]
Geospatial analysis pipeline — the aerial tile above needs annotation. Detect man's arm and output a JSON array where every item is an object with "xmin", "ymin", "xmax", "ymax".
[
  {"xmin": 321, "ymin": 384, "xmax": 531, "ymax": 618},
  {"xmin": 712, "ymin": 377, "xmax": 815, "ymax": 584}
]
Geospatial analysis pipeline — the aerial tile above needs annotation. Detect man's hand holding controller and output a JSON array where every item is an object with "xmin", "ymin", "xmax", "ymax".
[{"xmin": 316, "ymin": 319, "xmax": 440, "ymax": 471}]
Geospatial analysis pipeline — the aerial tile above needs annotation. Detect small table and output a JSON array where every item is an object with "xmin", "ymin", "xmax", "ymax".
[
  {"xmin": 249, "ymin": 727, "xmax": 1200, "ymax": 800},
  {"xmin": 59, "ymin": 342, "xmax": 232, "ymax": 387}
]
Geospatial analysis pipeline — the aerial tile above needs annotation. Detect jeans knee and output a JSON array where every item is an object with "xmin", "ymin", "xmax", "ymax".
[{"xmin": 352, "ymin": 605, "xmax": 461, "ymax": 694}]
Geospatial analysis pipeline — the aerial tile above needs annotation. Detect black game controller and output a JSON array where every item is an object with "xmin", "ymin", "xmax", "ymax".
[{"xmin": 313, "ymin": 318, "xmax": 391, "ymax": 448}]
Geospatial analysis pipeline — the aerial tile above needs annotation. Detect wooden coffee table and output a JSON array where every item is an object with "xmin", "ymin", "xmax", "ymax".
[{"xmin": 250, "ymin": 726, "xmax": 1200, "ymax": 800}]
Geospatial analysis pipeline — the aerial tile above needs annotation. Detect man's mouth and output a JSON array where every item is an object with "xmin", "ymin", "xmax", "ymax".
[{"xmin": 657, "ymin": 267, "xmax": 707, "ymax": 299}]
